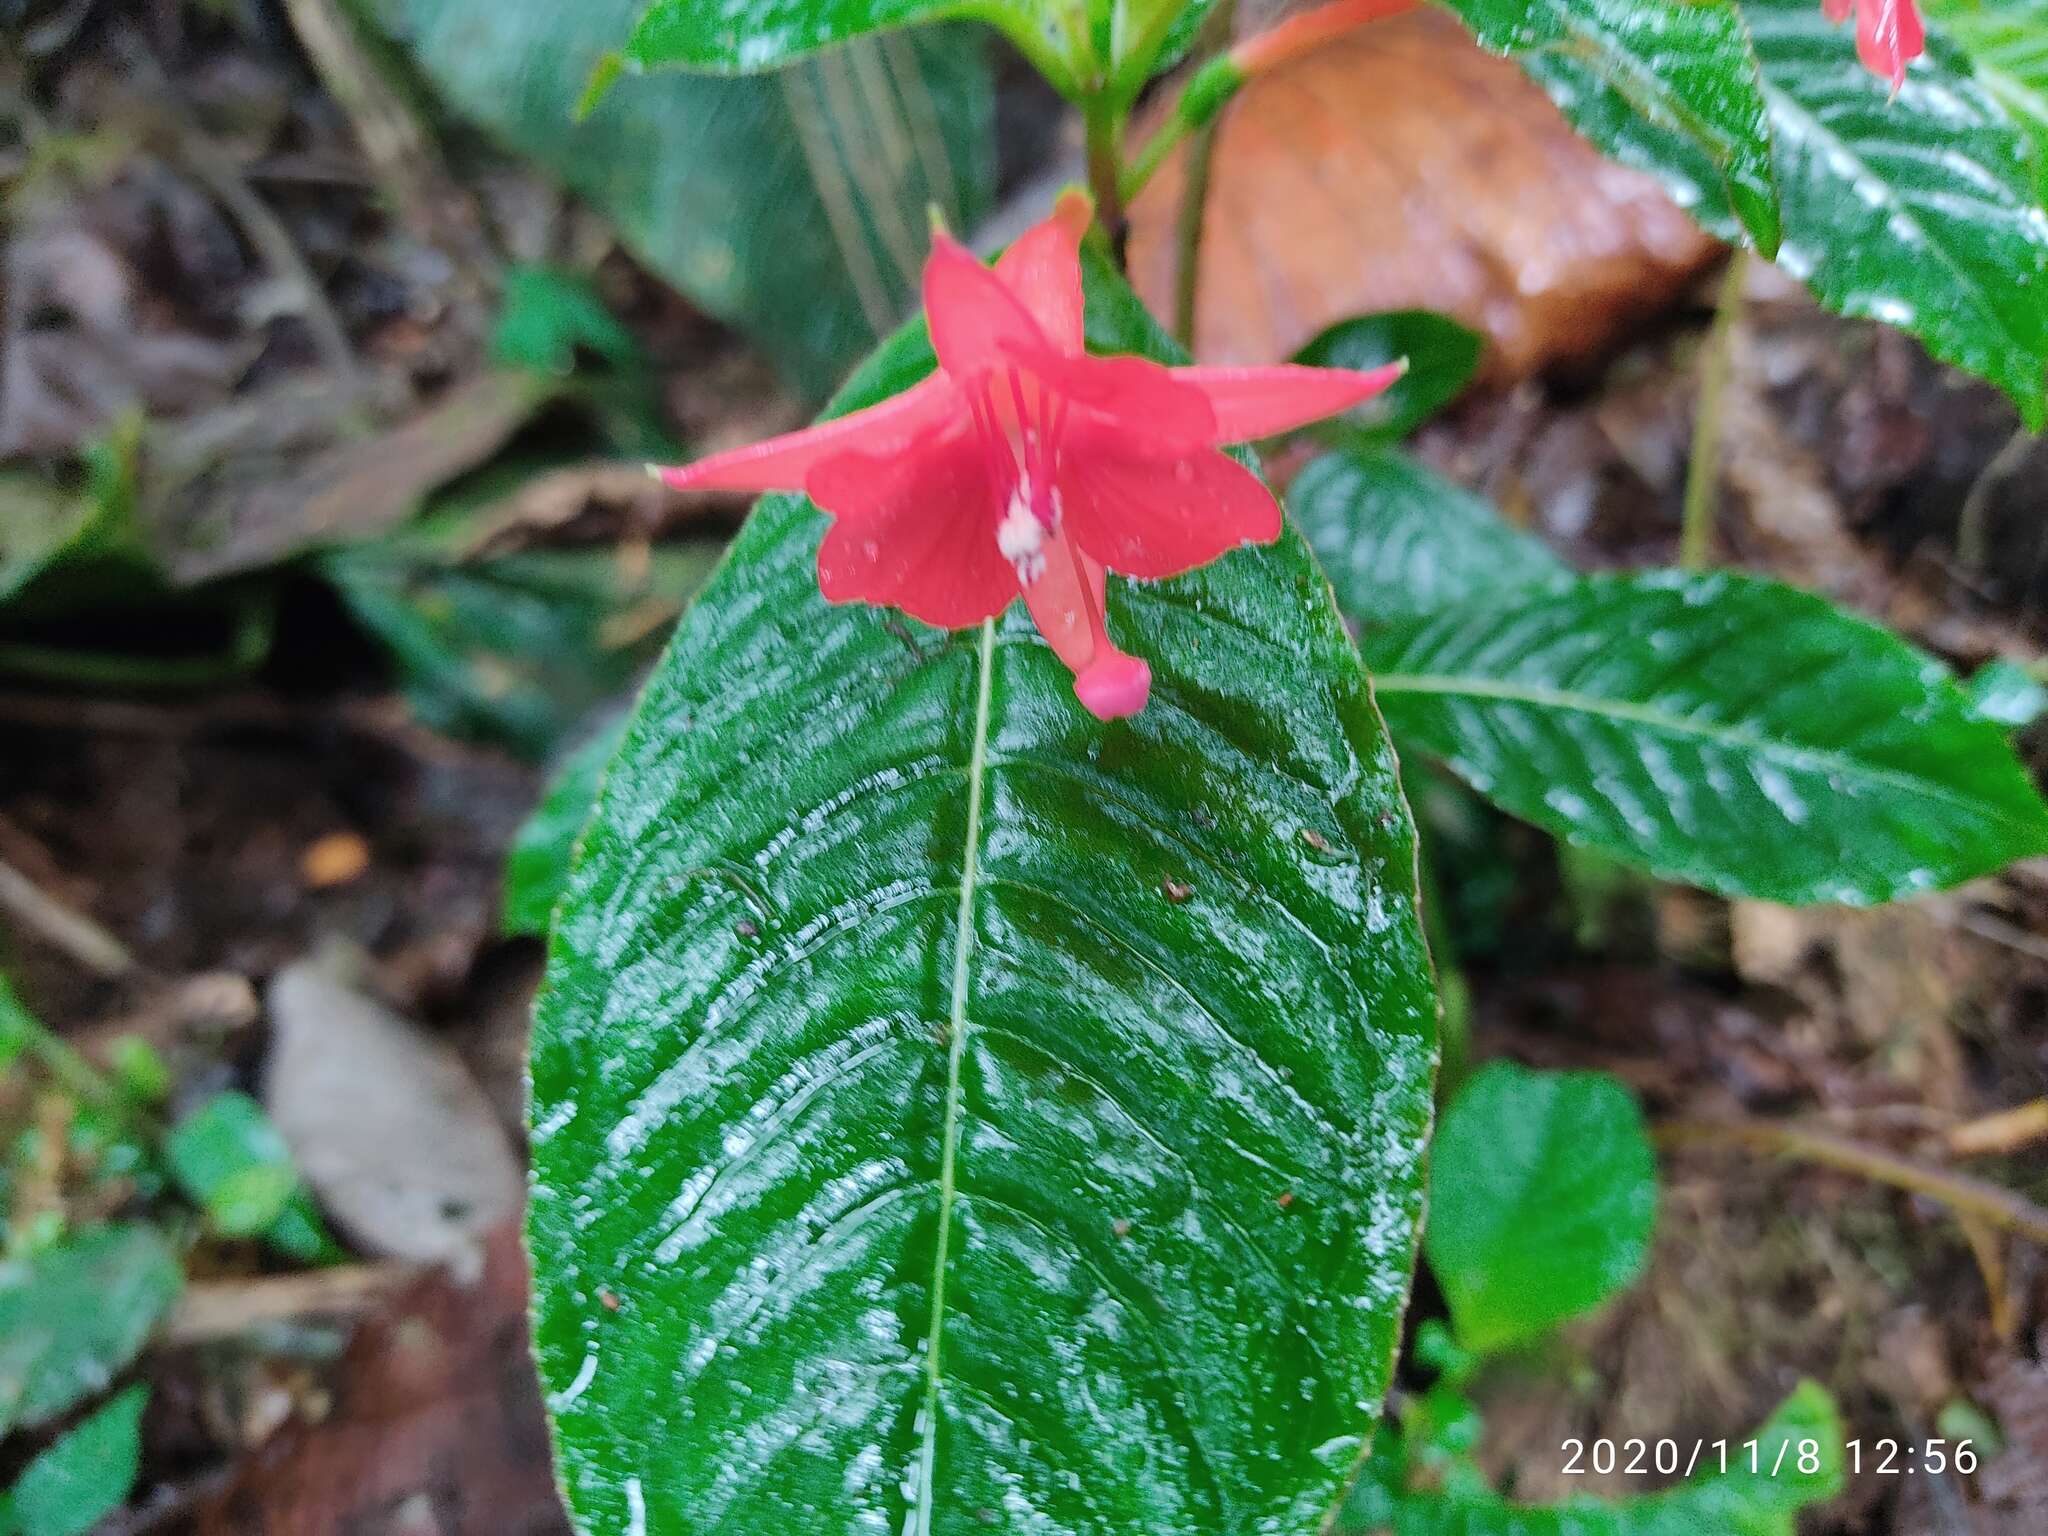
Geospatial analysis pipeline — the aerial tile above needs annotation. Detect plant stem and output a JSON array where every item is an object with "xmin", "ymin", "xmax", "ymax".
[
  {"xmin": 2, "ymin": 977, "xmax": 129, "ymax": 1116},
  {"xmin": 1656, "ymin": 1114, "xmax": 2048, "ymax": 1246},
  {"xmin": 0, "ymin": 857, "xmax": 136, "ymax": 979},
  {"xmin": 1172, "ymin": 0, "xmax": 1238, "ymax": 350},
  {"xmin": 1084, "ymin": 94, "xmax": 1127, "ymax": 240},
  {"xmin": 1679, "ymin": 249, "xmax": 1747, "ymax": 571}
]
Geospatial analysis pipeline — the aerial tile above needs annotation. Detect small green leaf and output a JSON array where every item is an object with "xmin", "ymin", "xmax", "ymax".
[
  {"xmin": 165, "ymin": 1091, "xmax": 298, "ymax": 1237},
  {"xmin": 357, "ymin": 0, "xmax": 995, "ymax": 398},
  {"xmin": 1425, "ymin": 1062, "xmax": 1655, "ymax": 1355},
  {"xmin": 1440, "ymin": 0, "xmax": 1782, "ymax": 253},
  {"xmin": 529, "ymin": 251, "xmax": 1440, "ymax": 1536},
  {"xmin": 2, "ymin": 1384, "xmax": 147, "ymax": 1536},
  {"xmin": 1292, "ymin": 312, "xmax": 1486, "ymax": 442},
  {"xmin": 1336, "ymin": 1379, "xmax": 1843, "ymax": 1535},
  {"xmin": 1362, "ymin": 570, "xmax": 2048, "ymax": 904},
  {"xmin": 490, "ymin": 267, "xmax": 643, "ymax": 377},
  {"xmin": 105, "ymin": 1038, "xmax": 170, "ymax": 1107},
  {"xmin": 1965, "ymin": 656, "xmax": 2048, "ymax": 728},
  {"xmin": 1290, "ymin": 445, "xmax": 1568, "ymax": 625},
  {"xmin": 503, "ymin": 717, "xmax": 627, "ymax": 937},
  {"xmin": 0, "ymin": 1225, "xmax": 180, "ymax": 1435}
]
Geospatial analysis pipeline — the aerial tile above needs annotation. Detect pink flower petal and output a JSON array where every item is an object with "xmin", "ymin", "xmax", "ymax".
[
  {"xmin": 1013, "ymin": 346, "xmax": 1218, "ymax": 448},
  {"xmin": 925, "ymin": 234, "xmax": 1051, "ymax": 380},
  {"xmin": 1058, "ymin": 434, "xmax": 1281, "ymax": 581},
  {"xmin": 659, "ymin": 373, "xmax": 958, "ymax": 494},
  {"xmin": 1075, "ymin": 653, "xmax": 1151, "ymax": 720},
  {"xmin": 1172, "ymin": 362, "xmax": 1408, "ymax": 444},
  {"xmin": 1017, "ymin": 527, "xmax": 1151, "ymax": 718},
  {"xmin": 1855, "ymin": 0, "xmax": 1922, "ymax": 89},
  {"xmin": 993, "ymin": 190, "xmax": 1092, "ymax": 356},
  {"xmin": 810, "ymin": 429, "xmax": 1016, "ymax": 629}
]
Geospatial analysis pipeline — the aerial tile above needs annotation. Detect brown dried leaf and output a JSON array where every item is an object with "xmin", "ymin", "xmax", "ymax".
[
  {"xmin": 1126, "ymin": 11, "xmax": 1718, "ymax": 380},
  {"xmin": 191, "ymin": 1222, "xmax": 570, "ymax": 1536}
]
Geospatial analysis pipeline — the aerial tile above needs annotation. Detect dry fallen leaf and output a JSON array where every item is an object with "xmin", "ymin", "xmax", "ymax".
[
  {"xmin": 1126, "ymin": 10, "xmax": 1718, "ymax": 380},
  {"xmin": 192, "ymin": 1221, "xmax": 570, "ymax": 1536},
  {"xmin": 264, "ymin": 947, "xmax": 521, "ymax": 1276}
]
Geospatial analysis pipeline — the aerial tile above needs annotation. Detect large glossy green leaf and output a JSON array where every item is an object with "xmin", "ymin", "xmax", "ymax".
[
  {"xmin": 528, "ymin": 257, "xmax": 1439, "ymax": 1534},
  {"xmin": 1335, "ymin": 1381, "xmax": 1843, "ymax": 1536},
  {"xmin": 503, "ymin": 717, "xmax": 627, "ymax": 937},
  {"xmin": 1425, "ymin": 1063, "xmax": 1656, "ymax": 1356},
  {"xmin": 1439, "ymin": 0, "xmax": 1782, "ymax": 252},
  {"xmin": 1289, "ymin": 445, "xmax": 1567, "ymax": 626},
  {"xmin": 0, "ymin": 1225, "xmax": 180, "ymax": 1436},
  {"xmin": 356, "ymin": 0, "xmax": 994, "ymax": 397},
  {"xmin": 1360, "ymin": 570, "xmax": 2048, "ymax": 904},
  {"xmin": 1923, "ymin": 0, "xmax": 2048, "ymax": 199}
]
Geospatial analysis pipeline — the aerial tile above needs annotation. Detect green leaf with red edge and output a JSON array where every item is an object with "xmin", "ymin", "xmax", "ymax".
[{"xmin": 527, "ymin": 253, "xmax": 1439, "ymax": 1535}]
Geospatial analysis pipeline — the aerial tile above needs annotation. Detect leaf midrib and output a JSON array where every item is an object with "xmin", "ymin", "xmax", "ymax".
[
  {"xmin": 913, "ymin": 615, "xmax": 995, "ymax": 1535},
  {"xmin": 1368, "ymin": 668, "xmax": 2013, "ymax": 823}
]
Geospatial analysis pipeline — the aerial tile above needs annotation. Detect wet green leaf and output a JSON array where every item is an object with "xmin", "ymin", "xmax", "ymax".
[
  {"xmin": 1922, "ymin": 0, "xmax": 2048, "ymax": 200},
  {"xmin": 1361, "ymin": 570, "xmax": 2048, "ymax": 904},
  {"xmin": 321, "ymin": 503, "xmax": 721, "ymax": 759},
  {"xmin": 0, "ymin": 1226, "xmax": 179, "ymax": 1436},
  {"xmin": 359, "ymin": 0, "xmax": 995, "ymax": 397},
  {"xmin": 1440, "ymin": 0, "xmax": 1782, "ymax": 253},
  {"xmin": 1425, "ymin": 1063, "xmax": 1655, "ymax": 1355},
  {"xmin": 1292, "ymin": 313, "xmax": 1485, "ymax": 444},
  {"xmin": 1964, "ymin": 657, "xmax": 2048, "ymax": 728},
  {"xmin": 1, "ymin": 1384, "xmax": 147, "ymax": 1536},
  {"xmin": 503, "ymin": 717, "xmax": 627, "ymax": 937},
  {"xmin": 1290, "ymin": 445, "xmax": 1567, "ymax": 625},
  {"xmin": 529, "ymin": 255, "xmax": 1439, "ymax": 1535},
  {"xmin": 1335, "ymin": 1380, "xmax": 1843, "ymax": 1535}
]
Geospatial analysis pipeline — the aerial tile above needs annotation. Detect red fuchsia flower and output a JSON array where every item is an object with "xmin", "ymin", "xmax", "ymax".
[
  {"xmin": 1824, "ymin": 0, "xmax": 1924, "ymax": 92},
  {"xmin": 657, "ymin": 191, "xmax": 1402, "ymax": 721}
]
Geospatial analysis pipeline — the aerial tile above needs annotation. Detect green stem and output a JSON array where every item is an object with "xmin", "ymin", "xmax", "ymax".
[
  {"xmin": 1170, "ymin": 0, "xmax": 1238, "ymax": 350},
  {"xmin": 1084, "ymin": 95, "xmax": 1127, "ymax": 238},
  {"xmin": 1120, "ymin": 55, "xmax": 1240, "ymax": 205},
  {"xmin": 1679, "ymin": 250, "xmax": 1747, "ymax": 571},
  {"xmin": 1, "ymin": 979, "xmax": 131, "ymax": 1121}
]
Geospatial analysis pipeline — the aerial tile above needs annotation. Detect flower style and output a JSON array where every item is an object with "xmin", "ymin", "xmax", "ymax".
[
  {"xmin": 1824, "ymin": 0, "xmax": 1924, "ymax": 92},
  {"xmin": 657, "ymin": 192, "xmax": 1402, "ymax": 720}
]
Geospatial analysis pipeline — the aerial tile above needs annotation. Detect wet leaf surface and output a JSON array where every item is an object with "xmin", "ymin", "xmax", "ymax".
[
  {"xmin": 1359, "ymin": 570, "xmax": 2048, "ymax": 904},
  {"xmin": 527, "ymin": 255, "xmax": 1439, "ymax": 1534}
]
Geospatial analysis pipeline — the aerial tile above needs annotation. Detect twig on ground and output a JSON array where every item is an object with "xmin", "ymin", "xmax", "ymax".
[
  {"xmin": 0, "ymin": 854, "xmax": 136, "ymax": 979},
  {"xmin": 1947, "ymin": 1097, "xmax": 2048, "ymax": 1159},
  {"xmin": 1656, "ymin": 1114, "xmax": 2048, "ymax": 1246},
  {"xmin": 161, "ymin": 1262, "xmax": 421, "ymax": 1345}
]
